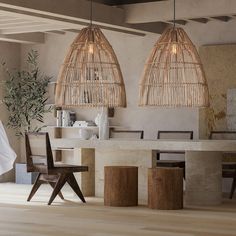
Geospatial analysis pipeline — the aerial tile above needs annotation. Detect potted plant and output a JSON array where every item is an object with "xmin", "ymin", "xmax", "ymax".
[{"xmin": 2, "ymin": 50, "xmax": 52, "ymax": 183}]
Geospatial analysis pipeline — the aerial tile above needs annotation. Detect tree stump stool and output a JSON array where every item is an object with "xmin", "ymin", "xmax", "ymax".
[
  {"xmin": 104, "ymin": 166, "xmax": 138, "ymax": 207},
  {"xmin": 148, "ymin": 167, "xmax": 183, "ymax": 210}
]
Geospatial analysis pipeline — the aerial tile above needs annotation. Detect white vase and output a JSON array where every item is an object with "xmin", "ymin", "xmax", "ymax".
[{"xmin": 99, "ymin": 107, "xmax": 109, "ymax": 140}]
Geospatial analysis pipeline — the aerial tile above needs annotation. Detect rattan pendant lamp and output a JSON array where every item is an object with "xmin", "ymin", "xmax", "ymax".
[
  {"xmin": 55, "ymin": 0, "xmax": 126, "ymax": 108},
  {"xmin": 139, "ymin": 0, "xmax": 209, "ymax": 107}
]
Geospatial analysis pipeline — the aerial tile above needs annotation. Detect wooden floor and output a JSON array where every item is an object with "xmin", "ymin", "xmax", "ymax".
[{"xmin": 0, "ymin": 183, "xmax": 236, "ymax": 236}]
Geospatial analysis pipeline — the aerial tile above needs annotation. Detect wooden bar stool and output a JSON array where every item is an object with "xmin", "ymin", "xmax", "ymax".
[
  {"xmin": 148, "ymin": 167, "xmax": 183, "ymax": 210},
  {"xmin": 104, "ymin": 166, "xmax": 138, "ymax": 207}
]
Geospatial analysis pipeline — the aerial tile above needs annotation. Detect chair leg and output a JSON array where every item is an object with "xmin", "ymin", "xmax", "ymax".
[
  {"xmin": 67, "ymin": 173, "xmax": 86, "ymax": 203},
  {"xmin": 230, "ymin": 177, "xmax": 236, "ymax": 199},
  {"xmin": 48, "ymin": 174, "xmax": 68, "ymax": 205},
  {"xmin": 27, "ymin": 173, "xmax": 42, "ymax": 202},
  {"xmin": 49, "ymin": 182, "xmax": 64, "ymax": 200}
]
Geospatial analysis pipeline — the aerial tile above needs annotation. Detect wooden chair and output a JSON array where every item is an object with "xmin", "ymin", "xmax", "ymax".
[
  {"xmin": 25, "ymin": 132, "xmax": 88, "ymax": 205},
  {"xmin": 156, "ymin": 131, "xmax": 194, "ymax": 176},
  {"xmin": 209, "ymin": 131, "xmax": 236, "ymax": 199},
  {"xmin": 110, "ymin": 129, "xmax": 144, "ymax": 139}
]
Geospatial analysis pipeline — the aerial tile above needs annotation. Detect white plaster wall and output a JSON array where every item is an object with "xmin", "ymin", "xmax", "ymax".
[{"xmin": 0, "ymin": 42, "xmax": 21, "ymax": 182}]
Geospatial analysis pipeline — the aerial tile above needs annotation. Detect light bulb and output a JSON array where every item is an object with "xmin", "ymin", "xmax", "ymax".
[
  {"xmin": 171, "ymin": 43, "xmax": 177, "ymax": 55},
  {"xmin": 88, "ymin": 43, "xmax": 94, "ymax": 54}
]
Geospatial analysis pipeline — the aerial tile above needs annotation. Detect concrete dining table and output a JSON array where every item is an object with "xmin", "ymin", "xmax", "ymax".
[{"xmin": 51, "ymin": 138, "xmax": 236, "ymax": 206}]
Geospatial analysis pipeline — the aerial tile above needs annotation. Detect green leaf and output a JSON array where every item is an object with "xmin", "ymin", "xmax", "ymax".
[{"xmin": 1, "ymin": 50, "xmax": 53, "ymax": 136}]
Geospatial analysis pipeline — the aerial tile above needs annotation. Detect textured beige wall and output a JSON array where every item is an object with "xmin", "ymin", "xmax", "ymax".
[
  {"xmin": 199, "ymin": 44, "xmax": 236, "ymax": 138},
  {"xmin": 0, "ymin": 42, "xmax": 21, "ymax": 182}
]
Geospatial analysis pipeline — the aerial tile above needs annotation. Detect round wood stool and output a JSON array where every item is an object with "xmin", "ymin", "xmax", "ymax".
[
  {"xmin": 104, "ymin": 166, "xmax": 138, "ymax": 207},
  {"xmin": 148, "ymin": 167, "xmax": 183, "ymax": 210}
]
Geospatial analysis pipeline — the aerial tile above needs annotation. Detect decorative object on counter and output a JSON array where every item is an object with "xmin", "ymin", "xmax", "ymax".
[
  {"xmin": 98, "ymin": 107, "xmax": 109, "ymax": 140},
  {"xmin": 78, "ymin": 129, "xmax": 93, "ymax": 140},
  {"xmin": 69, "ymin": 111, "xmax": 76, "ymax": 126},
  {"xmin": 73, "ymin": 120, "xmax": 96, "ymax": 127},
  {"xmin": 108, "ymin": 108, "xmax": 115, "ymax": 118},
  {"xmin": 2, "ymin": 50, "xmax": 52, "ymax": 136},
  {"xmin": 55, "ymin": 0, "xmax": 126, "ymax": 108},
  {"xmin": 56, "ymin": 109, "xmax": 76, "ymax": 127},
  {"xmin": 95, "ymin": 113, "xmax": 100, "ymax": 126},
  {"xmin": 56, "ymin": 109, "xmax": 63, "ymax": 127},
  {"xmin": 139, "ymin": 0, "xmax": 209, "ymax": 107},
  {"xmin": 62, "ymin": 110, "xmax": 70, "ymax": 127}
]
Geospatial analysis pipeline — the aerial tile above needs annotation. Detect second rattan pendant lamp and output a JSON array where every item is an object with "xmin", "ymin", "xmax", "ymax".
[
  {"xmin": 55, "ymin": 0, "xmax": 126, "ymax": 108},
  {"xmin": 139, "ymin": 0, "xmax": 209, "ymax": 107}
]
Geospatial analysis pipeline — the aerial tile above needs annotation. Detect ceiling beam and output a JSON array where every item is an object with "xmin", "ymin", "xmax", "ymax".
[
  {"xmin": 189, "ymin": 18, "xmax": 209, "ymax": 24},
  {"xmin": 168, "ymin": 20, "xmax": 188, "ymax": 25},
  {"xmin": 45, "ymin": 30, "xmax": 66, "ymax": 35},
  {"xmin": 0, "ymin": 0, "xmax": 161, "ymax": 35},
  {"xmin": 211, "ymin": 16, "xmax": 232, "ymax": 22},
  {"xmin": 0, "ymin": 21, "xmax": 47, "ymax": 29},
  {"xmin": 124, "ymin": 0, "xmax": 236, "ymax": 24},
  {"xmin": 0, "ymin": 24, "xmax": 72, "ymax": 34},
  {"xmin": 0, "ymin": 32, "xmax": 44, "ymax": 44}
]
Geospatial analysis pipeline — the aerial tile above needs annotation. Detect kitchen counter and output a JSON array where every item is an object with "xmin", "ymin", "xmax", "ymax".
[
  {"xmin": 51, "ymin": 138, "xmax": 236, "ymax": 206},
  {"xmin": 52, "ymin": 138, "xmax": 236, "ymax": 152}
]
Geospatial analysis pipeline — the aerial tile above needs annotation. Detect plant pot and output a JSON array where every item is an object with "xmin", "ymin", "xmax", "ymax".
[{"xmin": 15, "ymin": 163, "xmax": 37, "ymax": 184}]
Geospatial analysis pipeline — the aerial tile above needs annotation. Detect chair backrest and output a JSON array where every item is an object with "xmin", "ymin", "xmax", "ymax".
[
  {"xmin": 210, "ymin": 131, "xmax": 236, "ymax": 162},
  {"xmin": 157, "ymin": 131, "xmax": 193, "ymax": 140},
  {"xmin": 25, "ymin": 132, "xmax": 54, "ymax": 173},
  {"xmin": 157, "ymin": 131, "xmax": 193, "ymax": 156},
  {"xmin": 209, "ymin": 131, "xmax": 236, "ymax": 140},
  {"xmin": 110, "ymin": 129, "xmax": 144, "ymax": 139}
]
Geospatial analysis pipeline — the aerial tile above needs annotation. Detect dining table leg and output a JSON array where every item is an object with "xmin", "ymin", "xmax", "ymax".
[{"xmin": 185, "ymin": 151, "xmax": 222, "ymax": 206}]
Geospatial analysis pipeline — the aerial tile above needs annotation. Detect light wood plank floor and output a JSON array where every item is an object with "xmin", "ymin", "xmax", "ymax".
[{"xmin": 0, "ymin": 183, "xmax": 236, "ymax": 236}]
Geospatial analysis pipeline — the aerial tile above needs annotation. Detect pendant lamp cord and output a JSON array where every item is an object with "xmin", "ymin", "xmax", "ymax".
[
  {"xmin": 90, "ymin": 0, "xmax": 93, "ymax": 26},
  {"xmin": 173, "ymin": 0, "xmax": 176, "ymax": 29}
]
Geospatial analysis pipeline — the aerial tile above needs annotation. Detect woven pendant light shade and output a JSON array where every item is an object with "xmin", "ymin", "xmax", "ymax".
[
  {"xmin": 55, "ymin": 26, "xmax": 126, "ymax": 108},
  {"xmin": 139, "ymin": 27, "xmax": 209, "ymax": 107}
]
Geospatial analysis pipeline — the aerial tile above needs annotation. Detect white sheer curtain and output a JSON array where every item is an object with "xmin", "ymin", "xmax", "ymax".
[{"xmin": 0, "ymin": 121, "xmax": 16, "ymax": 175}]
